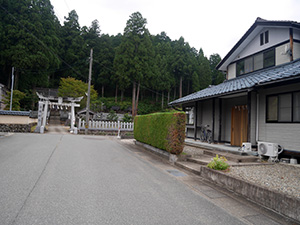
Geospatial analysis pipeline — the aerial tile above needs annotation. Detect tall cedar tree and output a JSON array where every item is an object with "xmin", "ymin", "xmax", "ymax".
[{"xmin": 114, "ymin": 12, "xmax": 154, "ymax": 117}]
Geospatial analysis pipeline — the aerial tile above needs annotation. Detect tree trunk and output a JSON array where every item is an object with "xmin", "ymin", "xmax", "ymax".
[
  {"xmin": 179, "ymin": 76, "xmax": 183, "ymax": 98},
  {"xmin": 161, "ymin": 91, "xmax": 164, "ymax": 109},
  {"xmin": 102, "ymin": 85, "xmax": 104, "ymax": 98},
  {"xmin": 187, "ymin": 80, "xmax": 190, "ymax": 95},
  {"xmin": 167, "ymin": 91, "xmax": 170, "ymax": 103},
  {"xmin": 115, "ymin": 84, "xmax": 118, "ymax": 103},
  {"xmin": 135, "ymin": 82, "xmax": 140, "ymax": 116},
  {"xmin": 132, "ymin": 81, "xmax": 136, "ymax": 117},
  {"xmin": 121, "ymin": 90, "xmax": 124, "ymax": 102},
  {"xmin": 14, "ymin": 69, "xmax": 19, "ymax": 90},
  {"xmin": 174, "ymin": 87, "xmax": 176, "ymax": 100}
]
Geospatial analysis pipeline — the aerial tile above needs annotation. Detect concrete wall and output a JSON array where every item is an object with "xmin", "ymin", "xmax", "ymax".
[
  {"xmin": 0, "ymin": 115, "xmax": 37, "ymax": 124},
  {"xmin": 258, "ymin": 83, "xmax": 300, "ymax": 152}
]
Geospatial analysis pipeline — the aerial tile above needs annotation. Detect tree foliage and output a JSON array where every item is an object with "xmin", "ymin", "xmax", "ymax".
[
  {"xmin": 4, "ymin": 90, "xmax": 26, "ymax": 111},
  {"xmin": 58, "ymin": 77, "xmax": 97, "ymax": 108},
  {"xmin": 0, "ymin": 4, "xmax": 224, "ymax": 113}
]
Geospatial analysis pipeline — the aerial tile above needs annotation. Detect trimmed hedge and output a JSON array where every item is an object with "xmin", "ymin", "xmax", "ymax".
[{"xmin": 134, "ymin": 111, "xmax": 185, "ymax": 155}]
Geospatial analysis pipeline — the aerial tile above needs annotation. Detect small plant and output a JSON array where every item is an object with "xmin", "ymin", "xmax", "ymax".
[
  {"xmin": 122, "ymin": 113, "xmax": 132, "ymax": 122},
  {"xmin": 207, "ymin": 154, "xmax": 230, "ymax": 171},
  {"xmin": 107, "ymin": 110, "xmax": 118, "ymax": 121}
]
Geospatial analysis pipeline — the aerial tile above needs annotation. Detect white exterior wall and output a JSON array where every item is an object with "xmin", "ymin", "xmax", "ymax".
[
  {"xmin": 235, "ymin": 28, "xmax": 289, "ymax": 61},
  {"xmin": 227, "ymin": 63, "xmax": 236, "ymax": 80},
  {"xmin": 258, "ymin": 83, "xmax": 300, "ymax": 152},
  {"xmin": 294, "ymin": 42, "xmax": 300, "ymax": 60}
]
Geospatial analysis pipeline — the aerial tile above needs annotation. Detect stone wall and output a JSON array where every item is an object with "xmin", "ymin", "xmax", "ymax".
[{"xmin": 0, "ymin": 123, "xmax": 36, "ymax": 133}]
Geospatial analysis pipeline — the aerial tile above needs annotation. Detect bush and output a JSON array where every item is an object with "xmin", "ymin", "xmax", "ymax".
[
  {"xmin": 207, "ymin": 155, "xmax": 230, "ymax": 171},
  {"xmin": 134, "ymin": 111, "xmax": 185, "ymax": 155},
  {"xmin": 107, "ymin": 110, "xmax": 118, "ymax": 121},
  {"xmin": 122, "ymin": 113, "xmax": 132, "ymax": 122}
]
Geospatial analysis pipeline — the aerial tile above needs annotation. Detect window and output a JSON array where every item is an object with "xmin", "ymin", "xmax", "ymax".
[
  {"xmin": 254, "ymin": 53, "xmax": 263, "ymax": 70},
  {"xmin": 278, "ymin": 94, "xmax": 292, "ymax": 122},
  {"xmin": 267, "ymin": 96, "xmax": 278, "ymax": 122},
  {"xmin": 294, "ymin": 92, "xmax": 300, "ymax": 122},
  {"xmin": 267, "ymin": 92, "xmax": 300, "ymax": 123},
  {"xmin": 263, "ymin": 49, "xmax": 275, "ymax": 68},
  {"xmin": 236, "ymin": 48, "xmax": 275, "ymax": 76},
  {"xmin": 265, "ymin": 31, "xmax": 269, "ymax": 44},
  {"xmin": 244, "ymin": 57, "xmax": 253, "ymax": 73},
  {"xmin": 260, "ymin": 30, "xmax": 269, "ymax": 46},
  {"xmin": 260, "ymin": 33, "xmax": 264, "ymax": 46},
  {"xmin": 236, "ymin": 61, "xmax": 244, "ymax": 76}
]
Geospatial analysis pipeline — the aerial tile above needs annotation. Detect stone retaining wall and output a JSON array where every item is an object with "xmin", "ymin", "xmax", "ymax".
[
  {"xmin": 199, "ymin": 166, "xmax": 300, "ymax": 222},
  {"xmin": 0, "ymin": 123, "xmax": 36, "ymax": 133}
]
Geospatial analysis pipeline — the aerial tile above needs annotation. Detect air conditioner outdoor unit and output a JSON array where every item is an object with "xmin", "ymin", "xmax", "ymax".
[{"xmin": 257, "ymin": 142, "xmax": 283, "ymax": 157}]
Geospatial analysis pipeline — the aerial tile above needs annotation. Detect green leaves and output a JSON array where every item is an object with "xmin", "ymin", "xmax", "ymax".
[
  {"xmin": 134, "ymin": 112, "xmax": 186, "ymax": 155},
  {"xmin": 4, "ymin": 90, "xmax": 26, "ymax": 111},
  {"xmin": 58, "ymin": 77, "xmax": 98, "ymax": 108}
]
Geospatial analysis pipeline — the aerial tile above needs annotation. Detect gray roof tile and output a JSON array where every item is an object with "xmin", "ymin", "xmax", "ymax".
[
  {"xmin": 0, "ymin": 110, "xmax": 30, "ymax": 116},
  {"xmin": 170, "ymin": 59, "xmax": 300, "ymax": 105}
]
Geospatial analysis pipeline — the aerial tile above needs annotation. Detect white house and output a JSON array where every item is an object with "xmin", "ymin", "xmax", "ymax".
[{"xmin": 169, "ymin": 18, "xmax": 300, "ymax": 159}]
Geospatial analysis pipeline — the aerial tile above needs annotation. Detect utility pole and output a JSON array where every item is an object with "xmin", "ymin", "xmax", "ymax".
[
  {"xmin": 85, "ymin": 49, "xmax": 93, "ymax": 135},
  {"xmin": 10, "ymin": 67, "xmax": 14, "ymax": 111}
]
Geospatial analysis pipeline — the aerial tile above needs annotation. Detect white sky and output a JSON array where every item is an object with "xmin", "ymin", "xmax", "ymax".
[{"xmin": 51, "ymin": 0, "xmax": 300, "ymax": 58}]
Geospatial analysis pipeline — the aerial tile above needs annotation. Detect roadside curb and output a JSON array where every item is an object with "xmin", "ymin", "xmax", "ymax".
[
  {"xmin": 135, "ymin": 140, "xmax": 300, "ymax": 223},
  {"xmin": 199, "ymin": 166, "xmax": 300, "ymax": 222}
]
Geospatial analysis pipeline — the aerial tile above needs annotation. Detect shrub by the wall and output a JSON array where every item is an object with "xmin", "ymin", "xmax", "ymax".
[{"xmin": 134, "ymin": 111, "xmax": 185, "ymax": 155}]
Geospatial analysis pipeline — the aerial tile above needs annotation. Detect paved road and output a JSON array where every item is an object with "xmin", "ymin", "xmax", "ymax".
[{"xmin": 0, "ymin": 134, "xmax": 292, "ymax": 225}]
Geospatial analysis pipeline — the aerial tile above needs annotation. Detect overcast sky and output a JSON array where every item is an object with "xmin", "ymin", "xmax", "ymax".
[{"xmin": 51, "ymin": 0, "xmax": 300, "ymax": 58}]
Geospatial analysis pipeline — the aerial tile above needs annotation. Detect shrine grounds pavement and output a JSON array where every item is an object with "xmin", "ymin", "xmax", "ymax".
[{"xmin": 0, "ymin": 133, "xmax": 296, "ymax": 225}]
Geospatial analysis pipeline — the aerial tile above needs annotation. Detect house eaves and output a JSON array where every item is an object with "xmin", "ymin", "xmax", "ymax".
[
  {"xmin": 169, "ymin": 58, "xmax": 300, "ymax": 106},
  {"xmin": 216, "ymin": 17, "xmax": 300, "ymax": 71}
]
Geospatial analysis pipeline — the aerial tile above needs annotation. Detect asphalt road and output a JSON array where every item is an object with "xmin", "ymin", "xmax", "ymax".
[{"xmin": 0, "ymin": 133, "xmax": 292, "ymax": 225}]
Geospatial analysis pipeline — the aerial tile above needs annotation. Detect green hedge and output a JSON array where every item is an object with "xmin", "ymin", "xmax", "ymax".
[{"xmin": 134, "ymin": 111, "xmax": 186, "ymax": 155}]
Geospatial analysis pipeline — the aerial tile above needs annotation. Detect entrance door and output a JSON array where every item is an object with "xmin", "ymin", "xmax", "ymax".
[{"xmin": 231, "ymin": 105, "xmax": 248, "ymax": 146}]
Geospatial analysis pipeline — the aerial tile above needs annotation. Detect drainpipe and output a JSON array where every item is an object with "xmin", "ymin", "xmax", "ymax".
[{"xmin": 256, "ymin": 93, "xmax": 259, "ymax": 142}]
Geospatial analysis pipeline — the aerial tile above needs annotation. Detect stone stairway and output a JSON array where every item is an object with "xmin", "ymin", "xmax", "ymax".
[{"xmin": 49, "ymin": 110, "xmax": 61, "ymax": 125}]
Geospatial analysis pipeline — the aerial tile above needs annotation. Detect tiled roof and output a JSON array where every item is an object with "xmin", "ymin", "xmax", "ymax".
[
  {"xmin": 169, "ymin": 59, "xmax": 300, "ymax": 105},
  {"xmin": 0, "ymin": 110, "xmax": 30, "ymax": 116}
]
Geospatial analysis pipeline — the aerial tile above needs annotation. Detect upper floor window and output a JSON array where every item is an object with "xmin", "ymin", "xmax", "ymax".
[
  {"xmin": 260, "ymin": 30, "xmax": 269, "ymax": 46},
  {"xmin": 236, "ymin": 48, "xmax": 275, "ymax": 76}
]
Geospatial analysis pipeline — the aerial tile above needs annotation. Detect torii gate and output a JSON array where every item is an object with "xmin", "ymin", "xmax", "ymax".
[{"xmin": 35, "ymin": 92, "xmax": 82, "ymax": 134}]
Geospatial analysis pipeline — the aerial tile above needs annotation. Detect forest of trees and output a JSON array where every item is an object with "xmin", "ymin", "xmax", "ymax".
[{"xmin": 0, "ymin": 0, "xmax": 225, "ymax": 113}]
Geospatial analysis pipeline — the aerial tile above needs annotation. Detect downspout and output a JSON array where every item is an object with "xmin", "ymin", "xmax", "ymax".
[{"xmin": 255, "ymin": 93, "xmax": 259, "ymax": 142}]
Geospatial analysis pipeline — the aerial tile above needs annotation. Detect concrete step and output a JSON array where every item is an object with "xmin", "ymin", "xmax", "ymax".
[
  {"xmin": 175, "ymin": 161, "xmax": 201, "ymax": 175},
  {"xmin": 201, "ymin": 149, "xmax": 259, "ymax": 163}
]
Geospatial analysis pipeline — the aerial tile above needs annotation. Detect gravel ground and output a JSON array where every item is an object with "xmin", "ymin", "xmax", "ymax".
[
  {"xmin": 183, "ymin": 145, "xmax": 300, "ymax": 199},
  {"xmin": 228, "ymin": 164, "xmax": 300, "ymax": 199}
]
